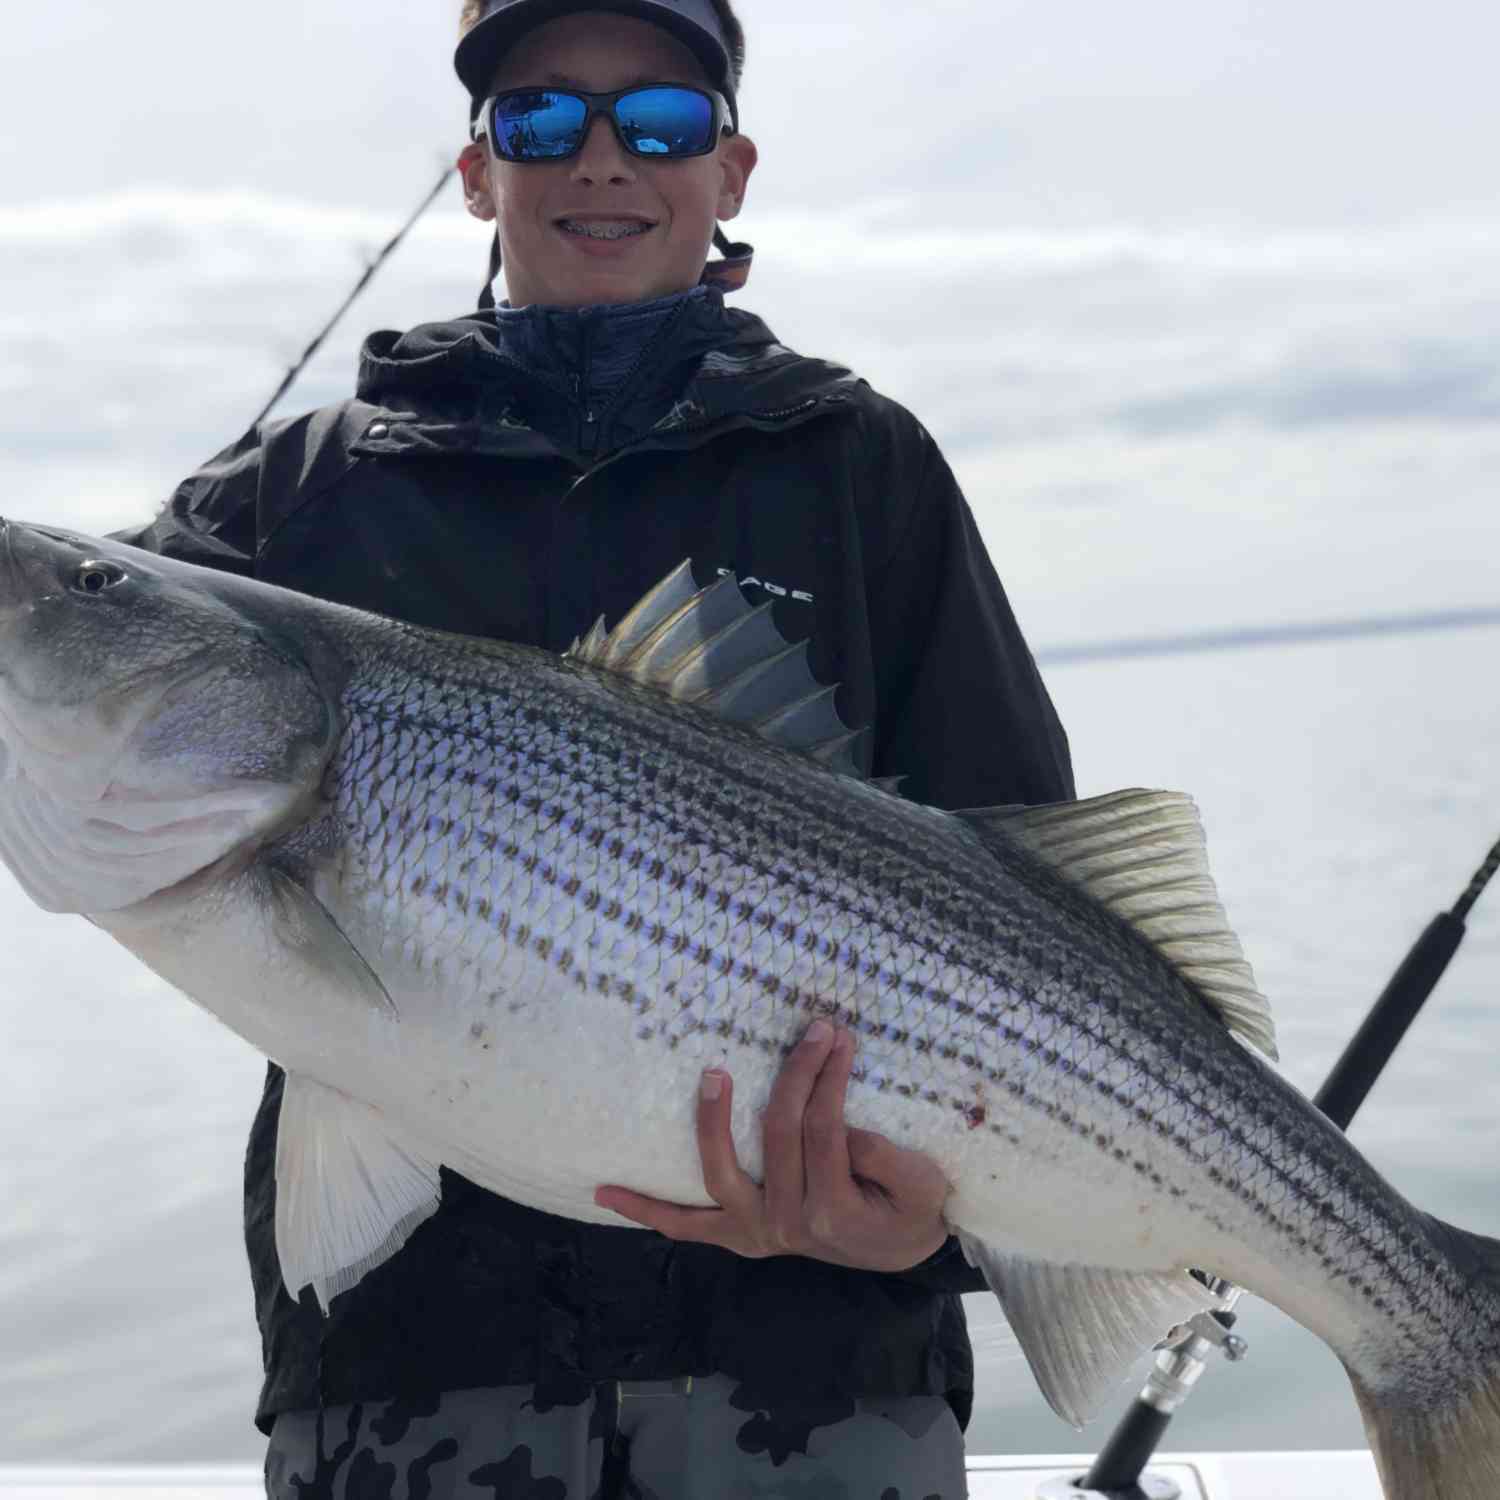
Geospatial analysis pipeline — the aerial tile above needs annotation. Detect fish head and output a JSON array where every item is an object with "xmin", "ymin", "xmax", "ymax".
[{"xmin": 0, "ymin": 518, "xmax": 339, "ymax": 914}]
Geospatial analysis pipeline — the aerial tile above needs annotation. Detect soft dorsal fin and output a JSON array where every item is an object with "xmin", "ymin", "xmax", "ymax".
[
  {"xmin": 957, "ymin": 790, "xmax": 1277, "ymax": 1059},
  {"xmin": 567, "ymin": 561, "xmax": 867, "ymax": 778}
]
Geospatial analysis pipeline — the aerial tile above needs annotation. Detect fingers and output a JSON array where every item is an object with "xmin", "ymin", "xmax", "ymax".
[
  {"xmin": 695, "ymin": 1067, "xmax": 758, "ymax": 1213},
  {"xmin": 761, "ymin": 1019, "xmax": 838, "ymax": 1241},
  {"xmin": 592, "ymin": 1185, "xmax": 733, "ymax": 1247},
  {"xmin": 599, "ymin": 1025, "xmax": 956, "ymax": 1273},
  {"xmin": 594, "ymin": 1064, "xmax": 758, "ymax": 1245},
  {"xmin": 846, "ymin": 1126, "xmax": 903, "ymax": 1185},
  {"xmin": 847, "ymin": 1131, "xmax": 954, "ymax": 1257},
  {"xmin": 801, "ymin": 1028, "xmax": 856, "ymax": 1226}
]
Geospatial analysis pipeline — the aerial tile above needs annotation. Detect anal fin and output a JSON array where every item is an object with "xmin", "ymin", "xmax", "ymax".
[
  {"xmin": 274, "ymin": 1073, "xmax": 441, "ymax": 1313},
  {"xmin": 957, "ymin": 1231, "xmax": 1217, "ymax": 1428}
]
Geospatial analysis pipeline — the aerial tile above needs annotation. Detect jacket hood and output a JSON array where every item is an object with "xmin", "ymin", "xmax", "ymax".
[
  {"xmin": 353, "ymin": 293, "xmax": 862, "ymax": 454},
  {"xmin": 358, "ymin": 291, "xmax": 778, "ymax": 404}
]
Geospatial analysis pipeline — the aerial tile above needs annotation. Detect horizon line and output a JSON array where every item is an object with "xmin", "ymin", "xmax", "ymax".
[{"xmin": 1036, "ymin": 605, "xmax": 1500, "ymax": 666}]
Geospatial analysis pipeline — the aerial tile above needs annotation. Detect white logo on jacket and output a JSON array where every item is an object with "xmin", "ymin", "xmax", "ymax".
[{"xmin": 716, "ymin": 568, "xmax": 814, "ymax": 604}]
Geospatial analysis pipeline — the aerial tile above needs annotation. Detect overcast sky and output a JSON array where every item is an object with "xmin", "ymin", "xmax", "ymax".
[{"xmin": 3, "ymin": 0, "xmax": 1498, "ymax": 647}]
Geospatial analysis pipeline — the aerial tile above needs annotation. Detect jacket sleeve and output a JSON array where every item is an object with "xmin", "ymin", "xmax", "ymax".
[
  {"xmin": 108, "ymin": 422, "xmax": 265, "ymax": 573},
  {"xmin": 865, "ymin": 408, "xmax": 1075, "ymax": 814},
  {"xmin": 859, "ymin": 408, "xmax": 1076, "ymax": 1295}
]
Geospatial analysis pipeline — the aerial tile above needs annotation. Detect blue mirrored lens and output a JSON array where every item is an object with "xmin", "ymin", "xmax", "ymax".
[
  {"xmin": 615, "ymin": 87, "xmax": 714, "ymax": 156},
  {"xmin": 493, "ymin": 90, "xmax": 588, "ymax": 160}
]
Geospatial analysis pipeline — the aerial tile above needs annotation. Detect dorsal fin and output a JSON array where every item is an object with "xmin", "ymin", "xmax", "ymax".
[
  {"xmin": 567, "ymin": 561, "xmax": 867, "ymax": 778},
  {"xmin": 957, "ymin": 790, "xmax": 1277, "ymax": 1059}
]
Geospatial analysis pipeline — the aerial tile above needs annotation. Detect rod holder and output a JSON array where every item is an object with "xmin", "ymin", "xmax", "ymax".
[{"xmin": 1036, "ymin": 1471, "xmax": 1183, "ymax": 1500}]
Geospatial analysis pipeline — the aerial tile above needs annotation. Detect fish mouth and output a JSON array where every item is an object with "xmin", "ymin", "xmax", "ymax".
[
  {"xmin": 0, "ymin": 515, "xmax": 16, "ymax": 586},
  {"xmin": 0, "ymin": 515, "xmax": 34, "ymax": 621},
  {"xmin": 0, "ymin": 519, "xmax": 90, "ymax": 626},
  {"xmin": 1, "ymin": 517, "xmax": 78, "ymax": 589}
]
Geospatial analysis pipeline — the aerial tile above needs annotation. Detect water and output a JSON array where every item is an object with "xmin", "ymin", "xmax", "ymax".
[{"xmin": 2, "ymin": 624, "xmax": 1496, "ymax": 1463}]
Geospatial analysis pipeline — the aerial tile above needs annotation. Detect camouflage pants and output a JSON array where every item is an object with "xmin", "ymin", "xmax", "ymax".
[{"xmin": 263, "ymin": 1372, "xmax": 968, "ymax": 1499}]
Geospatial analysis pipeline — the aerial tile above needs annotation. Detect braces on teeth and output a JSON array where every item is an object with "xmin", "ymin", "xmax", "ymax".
[{"xmin": 560, "ymin": 220, "xmax": 653, "ymax": 240}]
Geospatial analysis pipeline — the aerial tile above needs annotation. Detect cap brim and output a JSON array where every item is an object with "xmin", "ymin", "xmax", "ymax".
[{"xmin": 456, "ymin": 0, "xmax": 733, "ymax": 105}]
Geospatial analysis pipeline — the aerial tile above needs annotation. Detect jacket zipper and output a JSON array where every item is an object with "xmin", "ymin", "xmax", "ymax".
[
  {"xmin": 565, "ymin": 396, "xmax": 835, "ymax": 492},
  {"xmin": 573, "ymin": 375, "xmax": 597, "ymax": 451},
  {"xmin": 577, "ymin": 300, "xmax": 698, "ymax": 461},
  {"xmin": 746, "ymin": 398, "xmax": 818, "ymax": 423},
  {"xmin": 573, "ymin": 314, "xmax": 598, "ymax": 460}
]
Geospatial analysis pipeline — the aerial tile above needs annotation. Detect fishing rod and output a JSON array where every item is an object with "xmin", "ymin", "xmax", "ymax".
[
  {"xmin": 248, "ymin": 164, "xmax": 453, "ymax": 430},
  {"xmin": 1071, "ymin": 831, "xmax": 1500, "ymax": 1500}
]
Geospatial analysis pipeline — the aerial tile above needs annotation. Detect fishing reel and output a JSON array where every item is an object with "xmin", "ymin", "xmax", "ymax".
[
  {"xmin": 1035, "ymin": 1278, "xmax": 1250, "ymax": 1500},
  {"xmin": 1148, "ymin": 1279, "xmax": 1250, "ymax": 1415}
]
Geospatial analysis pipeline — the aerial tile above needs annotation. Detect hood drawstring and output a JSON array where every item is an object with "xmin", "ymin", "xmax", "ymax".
[
  {"xmin": 703, "ymin": 228, "xmax": 754, "ymax": 292},
  {"xmin": 478, "ymin": 232, "xmax": 504, "ymax": 312}
]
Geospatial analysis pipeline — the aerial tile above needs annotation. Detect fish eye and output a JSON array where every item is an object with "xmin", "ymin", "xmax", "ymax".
[{"xmin": 73, "ymin": 559, "xmax": 127, "ymax": 595}]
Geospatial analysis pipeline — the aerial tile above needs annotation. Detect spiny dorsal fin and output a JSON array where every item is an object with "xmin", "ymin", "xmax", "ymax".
[
  {"xmin": 566, "ymin": 561, "xmax": 866, "ymax": 777},
  {"xmin": 957, "ymin": 790, "xmax": 1277, "ymax": 1059}
]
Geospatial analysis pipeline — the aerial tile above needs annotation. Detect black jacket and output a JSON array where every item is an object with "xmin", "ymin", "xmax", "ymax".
[{"xmin": 116, "ymin": 289, "xmax": 1074, "ymax": 1436}]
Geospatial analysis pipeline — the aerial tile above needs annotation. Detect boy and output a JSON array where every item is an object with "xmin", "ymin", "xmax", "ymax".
[{"xmin": 118, "ymin": 1, "xmax": 1074, "ymax": 1493}]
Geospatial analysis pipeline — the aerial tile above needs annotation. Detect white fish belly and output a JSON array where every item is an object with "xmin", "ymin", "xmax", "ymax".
[
  {"xmin": 102, "ymin": 833, "xmax": 1368, "ymax": 1351},
  {"xmin": 99, "ymin": 815, "xmax": 1397, "ymax": 1389},
  {"xmin": 311, "ymin": 839, "xmax": 1222, "ymax": 1276}
]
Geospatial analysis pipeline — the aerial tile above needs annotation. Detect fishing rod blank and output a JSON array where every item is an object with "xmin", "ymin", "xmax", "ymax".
[
  {"xmin": 250, "ymin": 166, "xmax": 453, "ymax": 430},
  {"xmin": 1316, "ymin": 833, "xmax": 1498, "ymax": 1130},
  {"xmin": 1078, "ymin": 831, "xmax": 1500, "ymax": 1499}
]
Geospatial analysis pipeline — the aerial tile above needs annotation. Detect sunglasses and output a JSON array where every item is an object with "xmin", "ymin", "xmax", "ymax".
[{"xmin": 475, "ymin": 83, "xmax": 733, "ymax": 163}]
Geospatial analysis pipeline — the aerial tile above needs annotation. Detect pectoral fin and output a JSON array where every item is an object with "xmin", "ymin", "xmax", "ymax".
[
  {"xmin": 265, "ymin": 865, "xmax": 398, "ymax": 1020},
  {"xmin": 957, "ymin": 1231, "xmax": 1217, "ymax": 1428},
  {"xmin": 274, "ymin": 1072, "xmax": 441, "ymax": 1312}
]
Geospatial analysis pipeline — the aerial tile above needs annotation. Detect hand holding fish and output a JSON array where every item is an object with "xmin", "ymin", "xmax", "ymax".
[{"xmin": 593, "ymin": 1020, "xmax": 952, "ymax": 1272}]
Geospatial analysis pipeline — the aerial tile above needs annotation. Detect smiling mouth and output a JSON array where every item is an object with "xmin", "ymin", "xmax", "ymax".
[{"xmin": 557, "ymin": 219, "xmax": 656, "ymax": 241}]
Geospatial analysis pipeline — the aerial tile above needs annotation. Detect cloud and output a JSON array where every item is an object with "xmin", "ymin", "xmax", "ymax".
[
  {"xmin": 11, "ymin": 0, "xmax": 1499, "ymax": 232},
  {"xmin": 1115, "ymin": 343, "xmax": 1500, "ymax": 436},
  {"xmin": 1, "ymin": 190, "xmax": 1498, "ymax": 643}
]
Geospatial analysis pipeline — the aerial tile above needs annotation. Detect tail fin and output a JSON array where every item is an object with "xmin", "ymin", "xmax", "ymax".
[{"xmin": 1349, "ymin": 1220, "xmax": 1500, "ymax": 1500}]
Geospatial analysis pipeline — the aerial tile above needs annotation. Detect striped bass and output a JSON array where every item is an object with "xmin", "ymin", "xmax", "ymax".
[{"xmin": 1, "ymin": 517, "xmax": 1497, "ymax": 1500}]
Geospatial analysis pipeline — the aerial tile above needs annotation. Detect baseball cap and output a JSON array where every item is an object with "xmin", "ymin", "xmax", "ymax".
[{"xmin": 456, "ymin": 0, "xmax": 739, "ymax": 129}]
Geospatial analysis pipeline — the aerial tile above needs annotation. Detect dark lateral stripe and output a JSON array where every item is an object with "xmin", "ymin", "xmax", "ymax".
[
  {"xmin": 342, "ymin": 683, "xmax": 1488, "ymax": 1351},
  {"xmin": 387, "ymin": 796, "xmax": 1466, "ymax": 1342},
  {"xmin": 349, "ymin": 682, "xmax": 1037, "ymax": 955},
  {"xmin": 346, "ymin": 701, "xmax": 1044, "ymax": 1000}
]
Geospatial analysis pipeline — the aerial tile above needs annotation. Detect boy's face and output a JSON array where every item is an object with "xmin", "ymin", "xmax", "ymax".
[{"xmin": 458, "ymin": 11, "xmax": 757, "ymax": 309}]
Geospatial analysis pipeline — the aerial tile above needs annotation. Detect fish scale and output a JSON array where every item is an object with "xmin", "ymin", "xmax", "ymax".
[
  {"xmin": 328, "ymin": 619, "xmax": 1472, "ymax": 1381},
  {"xmin": 333, "ymin": 640, "xmax": 1012, "ymax": 1119},
  {"xmin": 3, "ymin": 521, "xmax": 1499, "ymax": 1498}
]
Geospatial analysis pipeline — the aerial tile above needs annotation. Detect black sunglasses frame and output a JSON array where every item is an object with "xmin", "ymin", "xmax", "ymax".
[{"xmin": 474, "ymin": 82, "xmax": 734, "ymax": 164}]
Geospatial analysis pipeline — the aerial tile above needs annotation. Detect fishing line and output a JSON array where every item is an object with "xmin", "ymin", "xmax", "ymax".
[
  {"xmin": 1453, "ymin": 835, "xmax": 1500, "ymax": 924},
  {"xmin": 248, "ymin": 165, "xmax": 453, "ymax": 430}
]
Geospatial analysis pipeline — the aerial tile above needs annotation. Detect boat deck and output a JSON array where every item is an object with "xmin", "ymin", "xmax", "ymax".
[{"xmin": 0, "ymin": 1453, "xmax": 1383, "ymax": 1498}]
